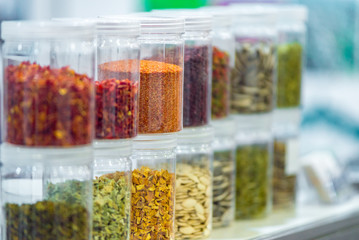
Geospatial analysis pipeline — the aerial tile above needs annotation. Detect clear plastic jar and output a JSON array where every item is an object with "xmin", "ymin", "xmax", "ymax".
[
  {"xmin": 235, "ymin": 123, "xmax": 272, "ymax": 219},
  {"xmin": 1, "ymin": 21, "xmax": 95, "ymax": 147},
  {"xmin": 275, "ymin": 5, "xmax": 307, "ymax": 110},
  {"xmin": 230, "ymin": 6, "xmax": 277, "ymax": 115},
  {"xmin": 131, "ymin": 135, "xmax": 177, "ymax": 240},
  {"xmin": 212, "ymin": 119, "xmax": 236, "ymax": 228},
  {"xmin": 176, "ymin": 126, "xmax": 214, "ymax": 239},
  {"xmin": 93, "ymin": 140, "xmax": 132, "ymax": 240},
  {"xmin": 1, "ymin": 144, "xmax": 93, "ymax": 240}
]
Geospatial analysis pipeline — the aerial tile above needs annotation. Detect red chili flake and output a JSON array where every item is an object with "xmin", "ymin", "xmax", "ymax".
[
  {"xmin": 211, "ymin": 47, "xmax": 231, "ymax": 120},
  {"xmin": 4, "ymin": 61, "xmax": 94, "ymax": 146},
  {"xmin": 99, "ymin": 60, "xmax": 183, "ymax": 134}
]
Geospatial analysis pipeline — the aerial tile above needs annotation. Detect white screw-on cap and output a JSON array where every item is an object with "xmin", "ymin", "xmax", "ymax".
[
  {"xmin": 230, "ymin": 3, "xmax": 278, "ymax": 25},
  {"xmin": 177, "ymin": 126, "xmax": 214, "ymax": 144},
  {"xmin": 1, "ymin": 21, "xmax": 95, "ymax": 40},
  {"xmin": 276, "ymin": 4, "xmax": 308, "ymax": 22}
]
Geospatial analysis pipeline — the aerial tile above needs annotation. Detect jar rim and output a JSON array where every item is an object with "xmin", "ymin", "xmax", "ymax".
[{"xmin": 177, "ymin": 126, "xmax": 214, "ymax": 144}]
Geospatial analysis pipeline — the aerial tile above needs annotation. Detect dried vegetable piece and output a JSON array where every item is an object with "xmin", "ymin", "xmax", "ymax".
[
  {"xmin": 93, "ymin": 171, "xmax": 131, "ymax": 240},
  {"xmin": 231, "ymin": 43, "xmax": 275, "ymax": 114},
  {"xmin": 183, "ymin": 46, "xmax": 210, "ymax": 127},
  {"xmin": 131, "ymin": 166, "xmax": 175, "ymax": 240},
  {"xmin": 175, "ymin": 156, "xmax": 212, "ymax": 239},
  {"xmin": 273, "ymin": 140, "xmax": 296, "ymax": 209},
  {"xmin": 211, "ymin": 47, "xmax": 231, "ymax": 120},
  {"xmin": 212, "ymin": 150, "xmax": 235, "ymax": 228},
  {"xmin": 100, "ymin": 60, "xmax": 183, "ymax": 134},
  {"xmin": 235, "ymin": 144, "xmax": 269, "ymax": 219},
  {"xmin": 4, "ymin": 61, "xmax": 94, "ymax": 146},
  {"xmin": 5, "ymin": 201, "xmax": 90, "ymax": 240},
  {"xmin": 95, "ymin": 78, "xmax": 138, "ymax": 139},
  {"xmin": 276, "ymin": 42, "xmax": 303, "ymax": 108}
]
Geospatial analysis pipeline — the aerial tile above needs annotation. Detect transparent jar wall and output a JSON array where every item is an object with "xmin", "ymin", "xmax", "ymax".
[
  {"xmin": 212, "ymin": 135, "xmax": 236, "ymax": 228},
  {"xmin": 235, "ymin": 130, "xmax": 272, "ymax": 219},
  {"xmin": 131, "ymin": 139, "xmax": 176, "ymax": 240},
  {"xmin": 2, "ymin": 37, "xmax": 95, "ymax": 147},
  {"xmin": 93, "ymin": 141, "xmax": 132, "ymax": 240},
  {"xmin": 183, "ymin": 31, "xmax": 212, "ymax": 128},
  {"xmin": 231, "ymin": 27, "xmax": 276, "ymax": 115},
  {"xmin": 276, "ymin": 22, "xmax": 306, "ymax": 109},
  {"xmin": 96, "ymin": 35, "xmax": 140, "ymax": 140},
  {"xmin": 273, "ymin": 135, "xmax": 299, "ymax": 210},
  {"xmin": 176, "ymin": 138, "xmax": 213, "ymax": 239},
  {"xmin": 1, "ymin": 145, "xmax": 93, "ymax": 240},
  {"xmin": 211, "ymin": 26, "xmax": 234, "ymax": 120},
  {"xmin": 138, "ymin": 34, "xmax": 184, "ymax": 134}
]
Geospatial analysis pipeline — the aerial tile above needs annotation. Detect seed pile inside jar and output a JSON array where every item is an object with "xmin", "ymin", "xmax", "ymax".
[
  {"xmin": 212, "ymin": 150, "xmax": 235, "ymax": 228},
  {"xmin": 231, "ymin": 42, "xmax": 275, "ymax": 114},
  {"xmin": 235, "ymin": 144, "xmax": 269, "ymax": 219},
  {"xmin": 273, "ymin": 140, "xmax": 297, "ymax": 209},
  {"xmin": 175, "ymin": 155, "xmax": 212, "ymax": 240}
]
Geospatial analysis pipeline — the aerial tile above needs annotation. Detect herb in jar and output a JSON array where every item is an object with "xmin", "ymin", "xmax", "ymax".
[
  {"xmin": 273, "ymin": 140, "xmax": 296, "ymax": 209},
  {"xmin": 46, "ymin": 180, "xmax": 90, "ymax": 206},
  {"xmin": 211, "ymin": 47, "xmax": 231, "ymax": 120},
  {"xmin": 131, "ymin": 166, "xmax": 175, "ymax": 240},
  {"xmin": 175, "ymin": 155, "xmax": 212, "ymax": 239},
  {"xmin": 276, "ymin": 42, "xmax": 303, "ymax": 108},
  {"xmin": 235, "ymin": 144, "xmax": 269, "ymax": 219},
  {"xmin": 93, "ymin": 171, "xmax": 131, "ymax": 240},
  {"xmin": 212, "ymin": 150, "xmax": 235, "ymax": 228},
  {"xmin": 4, "ymin": 62, "xmax": 94, "ymax": 146},
  {"xmin": 231, "ymin": 43, "xmax": 275, "ymax": 114},
  {"xmin": 5, "ymin": 201, "xmax": 90, "ymax": 240},
  {"xmin": 183, "ymin": 46, "xmax": 210, "ymax": 127}
]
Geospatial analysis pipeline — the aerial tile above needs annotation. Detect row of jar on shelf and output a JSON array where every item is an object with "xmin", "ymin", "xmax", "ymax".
[{"xmin": 0, "ymin": 3, "xmax": 306, "ymax": 240}]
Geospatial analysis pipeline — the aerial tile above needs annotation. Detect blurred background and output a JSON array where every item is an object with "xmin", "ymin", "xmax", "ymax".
[{"xmin": 1, "ymin": 0, "xmax": 359, "ymax": 182}]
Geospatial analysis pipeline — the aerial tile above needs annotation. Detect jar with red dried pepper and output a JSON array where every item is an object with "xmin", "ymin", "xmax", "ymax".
[{"xmin": 1, "ymin": 21, "xmax": 95, "ymax": 147}]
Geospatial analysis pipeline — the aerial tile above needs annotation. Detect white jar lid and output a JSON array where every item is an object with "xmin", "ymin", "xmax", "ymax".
[
  {"xmin": 178, "ymin": 125, "xmax": 214, "ymax": 144},
  {"xmin": 199, "ymin": 6, "xmax": 233, "ymax": 28},
  {"xmin": 1, "ymin": 21, "xmax": 95, "ymax": 40},
  {"xmin": 94, "ymin": 139, "xmax": 132, "ymax": 157},
  {"xmin": 230, "ymin": 4, "xmax": 277, "ymax": 25},
  {"xmin": 276, "ymin": 4, "xmax": 308, "ymax": 23},
  {"xmin": 133, "ymin": 133, "xmax": 178, "ymax": 150}
]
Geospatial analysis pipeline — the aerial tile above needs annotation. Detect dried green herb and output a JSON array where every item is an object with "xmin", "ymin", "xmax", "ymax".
[
  {"xmin": 235, "ymin": 144, "xmax": 269, "ymax": 219},
  {"xmin": 273, "ymin": 140, "xmax": 296, "ymax": 209},
  {"xmin": 212, "ymin": 150, "xmax": 235, "ymax": 228},
  {"xmin": 93, "ymin": 171, "xmax": 131, "ymax": 240},
  {"xmin": 5, "ymin": 201, "xmax": 90, "ymax": 240},
  {"xmin": 276, "ymin": 42, "xmax": 303, "ymax": 108}
]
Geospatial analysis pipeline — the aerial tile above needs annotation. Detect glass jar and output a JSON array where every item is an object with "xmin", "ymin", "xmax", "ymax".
[
  {"xmin": 131, "ymin": 134, "xmax": 177, "ymax": 240},
  {"xmin": 230, "ymin": 6, "xmax": 277, "ymax": 115},
  {"xmin": 234, "ymin": 119, "xmax": 272, "ymax": 219},
  {"xmin": 1, "ymin": 144, "xmax": 93, "ymax": 240},
  {"xmin": 275, "ymin": 5, "xmax": 307, "ymax": 110},
  {"xmin": 1, "ymin": 21, "xmax": 95, "ymax": 147},
  {"xmin": 176, "ymin": 126, "xmax": 214, "ymax": 239},
  {"xmin": 93, "ymin": 140, "xmax": 132, "ymax": 240},
  {"xmin": 212, "ymin": 119, "xmax": 236, "ymax": 228}
]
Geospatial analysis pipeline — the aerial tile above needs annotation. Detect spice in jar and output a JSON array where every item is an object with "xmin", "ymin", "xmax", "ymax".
[
  {"xmin": 231, "ymin": 43, "xmax": 275, "ymax": 114},
  {"xmin": 4, "ymin": 62, "xmax": 94, "ymax": 146},
  {"xmin": 276, "ymin": 42, "xmax": 303, "ymax": 108},
  {"xmin": 212, "ymin": 150, "xmax": 235, "ymax": 228},
  {"xmin": 273, "ymin": 140, "xmax": 297, "ymax": 209},
  {"xmin": 93, "ymin": 171, "xmax": 131, "ymax": 240},
  {"xmin": 235, "ymin": 144, "xmax": 269, "ymax": 219},
  {"xmin": 99, "ymin": 60, "xmax": 183, "ymax": 134},
  {"xmin": 175, "ymin": 155, "xmax": 212, "ymax": 239},
  {"xmin": 211, "ymin": 47, "xmax": 231, "ymax": 120},
  {"xmin": 95, "ymin": 78, "xmax": 138, "ymax": 139},
  {"xmin": 183, "ymin": 46, "xmax": 210, "ymax": 127},
  {"xmin": 131, "ymin": 166, "xmax": 175, "ymax": 240},
  {"xmin": 5, "ymin": 201, "xmax": 90, "ymax": 240}
]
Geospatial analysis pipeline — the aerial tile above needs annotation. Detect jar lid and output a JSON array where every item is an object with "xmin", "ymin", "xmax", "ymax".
[
  {"xmin": 133, "ymin": 133, "xmax": 178, "ymax": 150},
  {"xmin": 94, "ymin": 139, "xmax": 132, "ymax": 157},
  {"xmin": 151, "ymin": 10, "xmax": 212, "ymax": 32},
  {"xmin": 276, "ymin": 4, "xmax": 308, "ymax": 22},
  {"xmin": 1, "ymin": 143, "xmax": 93, "ymax": 165},
  {"xmin": 230, "ymin": 4, "xmax": 277, "ymax": 25},
  {"xmin": 212, "ymin": 118, "xmax": 237, "ymax": 137},
  {"xmin": 233, "ymin": 113, "xmax": 272, "ymax": 130},
  {"xmin": 178, "ymin": 126, "xmax": 214, "ymax": 144},
  {"xmin": 1, "ymin": 21, "xmax": 95, "ymax": 40},
  {"xmin": 199, "ymin": 6, "xmax": 233, "ymax": 28},
  {"xmin": 106, "ymin": 14, "xmax": 185, "ymax": 35}
]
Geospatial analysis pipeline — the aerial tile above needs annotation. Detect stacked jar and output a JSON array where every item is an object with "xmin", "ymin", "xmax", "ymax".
[
  {"xmin": 230, "ymin": 5, "xmax": 277, "ymax": 219},
  {"xmin": 103, "ymin": 15, "xmax": 185, "ymax": 240},
  {"xmin": 272, "ymin": 5, "xmax": 308, "ymax": 211},
  {"xmin": 1, "ymin": 21, "xmax": 95, "ymax": 240}
]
